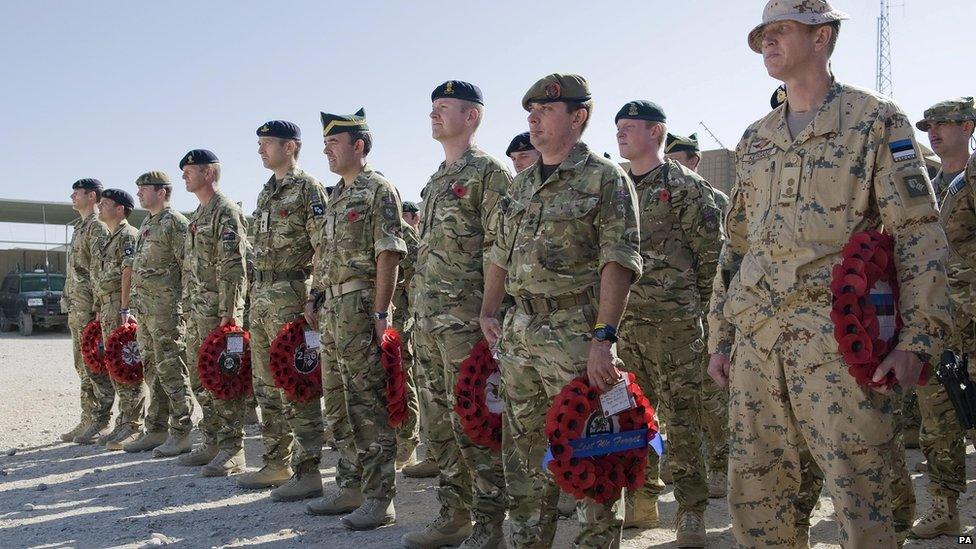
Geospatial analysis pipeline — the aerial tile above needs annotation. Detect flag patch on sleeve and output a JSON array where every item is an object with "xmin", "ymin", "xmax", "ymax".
[{"xmin": 889, "ymin": 139, "xmax": 917, "ymax": 163}]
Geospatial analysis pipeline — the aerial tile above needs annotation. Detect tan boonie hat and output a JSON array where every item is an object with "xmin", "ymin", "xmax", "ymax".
[
  {"xmin": 135, "ymin": 171, "xmax": 170, "ymax": 186},
  {"xmin": 521, "ymin": 73, "xmax": 591, "ymax": 111},
  {"xmin": 748, "ymin": 0, "xmax": 850, "ymax": 53},
  {"xmin": 916, "ymin": 97, "xmax": 976, "ymax": 131}
]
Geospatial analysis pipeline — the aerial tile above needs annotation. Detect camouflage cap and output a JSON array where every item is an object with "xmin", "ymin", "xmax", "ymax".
[
  {"xmin": 916, "ymin": 97, "xmax": 976, "ymax": 131},
  {"xmin": 135, "ymin": 171, "xmax": 170, "ymax": 187},
  {"xmin": 665, "ymin": 133, "xmax": 700, "ymax": 155},
  {"xmin": 748, "ymin": 0, "xmax": 849, "ymax": 53},
  {"xmin": 521, "ymin": 73, "xmax": 591, "ymax": 111}
]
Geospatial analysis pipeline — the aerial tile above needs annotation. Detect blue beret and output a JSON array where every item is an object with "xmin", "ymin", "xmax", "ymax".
[
  {"xmin": 72, "ymin": 178, "xmax": 103, "ymax": 191},
  {"xmin": 506, "ymin": 132, "xmax": 535, "ymax": 156},
  {"xmin": 102, "ymin": 188, "xmax": 134, "ymax": 209},
  {"xmin": 257, "ymin": 120, "xmax": 301, "ymax": 140},
  {"xmin": 179, "ymin": 149, "xmax": 219, "ymax": 170},
  {"xmin": 431, "ymin": 80, "xmax": 484, "ymax": 105},
  {"xmin": 615, "ymin": 100, "xmax": 667, "ymax": 124}
]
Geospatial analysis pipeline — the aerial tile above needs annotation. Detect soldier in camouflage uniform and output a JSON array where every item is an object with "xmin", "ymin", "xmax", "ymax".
[
  {"xmin": 177, "ymin": 149, "xmax": 250, "ymax": 477},
  {"xmin": 614, "ymin": 101, "xmax": 720, "ymax": 547},
  {"xmin": 234, "ymin": 120, "xmax": 329, "ymax": 501},
  {"xmin": 92, "ymin": 188, "xmax": 147, "ymax": 451},
  {"xmin": 707, "ymin": 3, "xmax": 952, "ymax": 546},
  {"xmin": 304, "ymin": 109, "xmax": 404, "ymax": 530},
  {"xmin": 123, "ymin": 171, "xmax": 195, "ymax": 457},
  {"xmin": 61, "ymin": 178, "xmax": 116, "ymax": 444},
  {"xmin": 665, "ymin": 130, "xmax": 732, "ymax": 499},
  {"xmin": 481, "ymin": 73, "xmax": 643, "ymax": 549},
  {"xmin": 906, "ymin": 98, "xmax": 976, "ymax": 539},
  {"xmin": 402, "ymin": 81, "xmax": 510, "ymax": 549},
  {"xmin": 394, "ymin": 202, "xmax": 423, "ymax": 472}
]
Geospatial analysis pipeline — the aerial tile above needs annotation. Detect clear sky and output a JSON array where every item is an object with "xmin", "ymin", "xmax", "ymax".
[{"xmin": 1, "ymin": 0, "xmax": 973, "ymax": 247}]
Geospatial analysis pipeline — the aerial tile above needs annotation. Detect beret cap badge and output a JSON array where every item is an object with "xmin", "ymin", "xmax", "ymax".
[{"xmin": 545, "ymin": 83, "xmax": 561, "ymax": 99}]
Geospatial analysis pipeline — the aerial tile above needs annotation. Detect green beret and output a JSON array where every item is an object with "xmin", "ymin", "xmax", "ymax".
[
  {"xmin": 916, "ymin": 97, "xmax": 976, "ymax": 131},
  {"xmin": 521, "ymin": 73, "xmax": 591, "ymax": 111},
  {"xmin": 402, "ymin": 201, "xmax": 420, "ymax": 214},
  {"xmin": 665, "ymin": 133, "xmax": 700, "ymax": 155},
  {"xmin": 321, "ymin": 108, "xmax": 369, "ymax": 137},
  {"xmin": 180, "ymin": 149, "xmax": 219, "ymax": 170},
  {"xmin": 135, "ymin": 171, "xmax": 170, "ymax": 187},
  {"xmin": 615, "ymin": 100, "xmax": 666, "ymax": 124},
  {"xmin": 431, "ymin": 81, "xmax": 484, "ymax": 105}
]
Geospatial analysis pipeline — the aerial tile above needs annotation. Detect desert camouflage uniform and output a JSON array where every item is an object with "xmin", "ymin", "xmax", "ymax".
[
  {"xmin": 93, "ymin": 220, "xmax": 146, "ymax": 430},
  {"xmin": 708, "ymin": 82, "xmax": 952, "ymax": 547},
  {"xmin": 63, "ymin": 213, "xmax": 115, "ymax": 426},
  {"xmin": 249, "ymin": 167, "xmax": 328, "ymax": 471},
  {"xmin": 184, "ymin": 192, "xmax": 249, "ymax": 452},
  {"xmin": 313, "ymin": 164, "xmax": 406, "ymax": 500},
  {"xmin": 130, "ymin": 207, "xmax": 193, "ymax": 437},
  {"xmin": 410, "ymin": 146, "xmax": 510, "ymax": 524},
  {"xmin": 618, "ymin": 159, "xmax": 722, "ymax": 514},
  {"xmin": 489, "ymin": 142, "xmax": 642, "ymax": 548}
]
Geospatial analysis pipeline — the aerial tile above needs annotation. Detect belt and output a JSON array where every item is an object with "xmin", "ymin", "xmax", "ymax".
[
  {"xmin": 323, "ymin": 279, "xmax": 373, "ymax": 300},
  {"xmin": 515, "ymin": 287, "xmax": 596, "ymax": 315},
  {"xmin": 253, "ymin": 269, "xmax": 310, "ymax": 284}
]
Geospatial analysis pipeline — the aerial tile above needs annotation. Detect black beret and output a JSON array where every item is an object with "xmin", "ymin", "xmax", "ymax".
[
  {"xmin": 102, "ymin": 188, "xmax": 134, "ymax": 209},
  {"xmin": 402, "ymin": 201, "xmax": 420, "ymax": 213},
  {"xmin": 665, "ymin": 133, "xmax": 701, "ymax": 155},
  {"xmin": 615, "ymin": 100, "xmax": 666, "ymax": 124},
  {"xmin": 257, "ymin": 120, "xmax": 301, "ymax": 140},
  {"xmin": 321, "ymin": 108, "xmax": 369, "ymax": 137},
  {"xmin": 506, "ymin": 132, "xmax": 534, "ymax": 156},
  {"xmin": 431, "ymin": 80, "xmax": 484, "ymax": 105},
  {"xmin": 771, "ymin": 85, "xmax": 787, "ymax": 110},
  {"xmin": 72, "ymin": 178, "xmax": 103, "ymax": 191},
  {"xmin": 179, "ymin": 149, "xmax": 219, "ymax": 170}
]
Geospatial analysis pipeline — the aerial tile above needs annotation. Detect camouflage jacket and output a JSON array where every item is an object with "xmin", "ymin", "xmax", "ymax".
[
  {"xmin": 488, "ymin": 142, "xmax": 642, "ymax": 299},
  {"xmin": 62, "ymin": 212, "xmax": 109, "ymax": 314},
  {"xmin": 393, "ymin": 224, "xmax": 420, "ymax": 329},
  {"xmin": 411, "ymin": 146, "xmax": 511, "ymax": 332},
  {"xmin": 312, "ymin": 165, "xmax": 407, "ymax": 291},
  {"xmin": 941, "ymin": 161, "xmax": 976, "ymax": 320},
  {"xmin": 185, "ymin": 192, "xmax": 249, "ymax": 319},
  {"xmin": 92, "ymin": 220, "xmax": 138, "ymax": 304},
  {"xmin": 251, "ymin": 167, "xmax": 328, "ymax": 277},
  {"xmin": 626, "ymin": 159, "xmax": 723, "ymax": 321},
  {"xmin": 128, "ymin": 207, "xmax": 189, "ymax": 314},
  {"xmin": 707, "ymin": 82, "xmax": 952, "ymax": 359}
]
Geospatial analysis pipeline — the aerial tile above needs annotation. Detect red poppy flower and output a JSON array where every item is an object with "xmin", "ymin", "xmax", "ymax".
[
  {"xmin": 452, "ymin": 183, "xmax": 467, "ymax": 198},
  {"xmin": 278, "ymin": 209, "xmax": 288, "ymax": 218},
  {"xmin": 657, "ymin": 189, "xmax": 671, "ymax": 202},
  {"xmin": 346, "ymin": 210, "xmax": 361, "ymax": 222}
]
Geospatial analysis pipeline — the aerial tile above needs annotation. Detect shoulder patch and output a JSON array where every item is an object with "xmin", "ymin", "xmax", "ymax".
[
  {"xmin": 948, "ymin": 175, "xmax": 968, "ymax": 196},
  {"xmin": 221, "ymin": 227, "xmax": 237, "ymax": 241},
  {"xmin": 310, "ymin": 203, "xmax": 325, "ymax": 217},
  {"xmin": 889, "ymin": 139, "xmax": 917, "ymax": 163},
  {"xmin": 901, "ymin": 173, "xmax": 931, "ymax": 198},
  {"xmin": 123, "ymin": 243, "xmax": 134, "ymax": 257}
]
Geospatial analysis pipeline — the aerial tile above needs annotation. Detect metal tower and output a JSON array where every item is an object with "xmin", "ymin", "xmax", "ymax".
[{"xmin": 876, "ymin": 0, "xmax": 893, "ymax": 97}]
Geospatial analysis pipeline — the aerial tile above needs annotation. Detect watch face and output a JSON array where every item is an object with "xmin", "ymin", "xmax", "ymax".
[{"xmin": 594, "ymin": 328, "xmax": 606, "ymax": 340}]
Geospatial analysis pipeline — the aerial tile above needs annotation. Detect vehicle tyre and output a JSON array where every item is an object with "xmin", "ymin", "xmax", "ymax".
[{"xmin": 18, "ymin": 312, "xmax": 33, "ymax": 336}]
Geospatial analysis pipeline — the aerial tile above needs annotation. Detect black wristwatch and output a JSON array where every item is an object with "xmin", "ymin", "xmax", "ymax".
[
  {"xmin": 373, "ymin": 311, "xmax": 389, "ymax": 321},
  {"xmin": 593, "ymin": 324, "xmax": 618, "ymax": 343}
]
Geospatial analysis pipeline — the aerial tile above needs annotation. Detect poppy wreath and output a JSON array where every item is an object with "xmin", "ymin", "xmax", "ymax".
[
  {"xmin": 80, "ymin": 320, "xmax": 107, "ymax": 375},
  {"xmin": 197, "ymin": 325, "xmax": 253, "ymax": 400},
  {"xmin": 544, "ymin": 373, "xmax": 657, "ymax": 504},
  {"xmin": 269, "ymin": 317, "xmax": 322, "ymax": 402},
  {"xmin": 830, "ymin": 230, "xmax": 931, "ymax": 389},
  {"xmin": 453, "ymin": 339, "xmax": 503, "ymax": 452},
  {"xmin": 104, "ymin": 322, "xmax": 144, "ymax": 384},
  {"xmin": 381, "ymin": 328, "xmax": 408, "ymax": 427}
]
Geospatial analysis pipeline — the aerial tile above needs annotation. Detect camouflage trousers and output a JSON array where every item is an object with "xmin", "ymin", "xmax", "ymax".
[
  {"xmin": 700, "ymin": 355, "xmax": 729, "ymax": 474},
  {"xmin": 249, "ymin": 281, "xmax": 324, "ymax": 470},
  {"xmin": 135, "ymin": 302, "xmax": 193, "ymax": 437},
  {"xmin": 499, "ymin": 303, "xmax": 621, "ymax": 549},
  {"xmin": 100, "ymin": 299, "xmax": 146, "ymax": 430},
  {"xmin": 318, "ymin": 289, "xmax": 396, "ymax": 500},
  {"xmin": 68, "ymin": 307, "xmax": 114, "ymax": 425},
  {"xmin": 185, "ymin": 314, "xmax": 246, "ymax": 452},
  {"xmin": 395, "ymin": 323, "xmax": 421, "ymax": 456},
  {"xmin": 617, "ymin": 315, "xmax": 708, "ymax": 513},
  {"xmin": 729, "ymin": 319, "xmax": 902, "ymax": 548},
  {"xmin": 413, "ymin": 326, "xmax": 507, "ymax": 523}
]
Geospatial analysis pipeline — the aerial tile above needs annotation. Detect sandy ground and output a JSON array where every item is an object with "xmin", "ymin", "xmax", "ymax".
[{"xmin": 0, "ymin": 330, "xmax": 974, "ymax": 548}]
